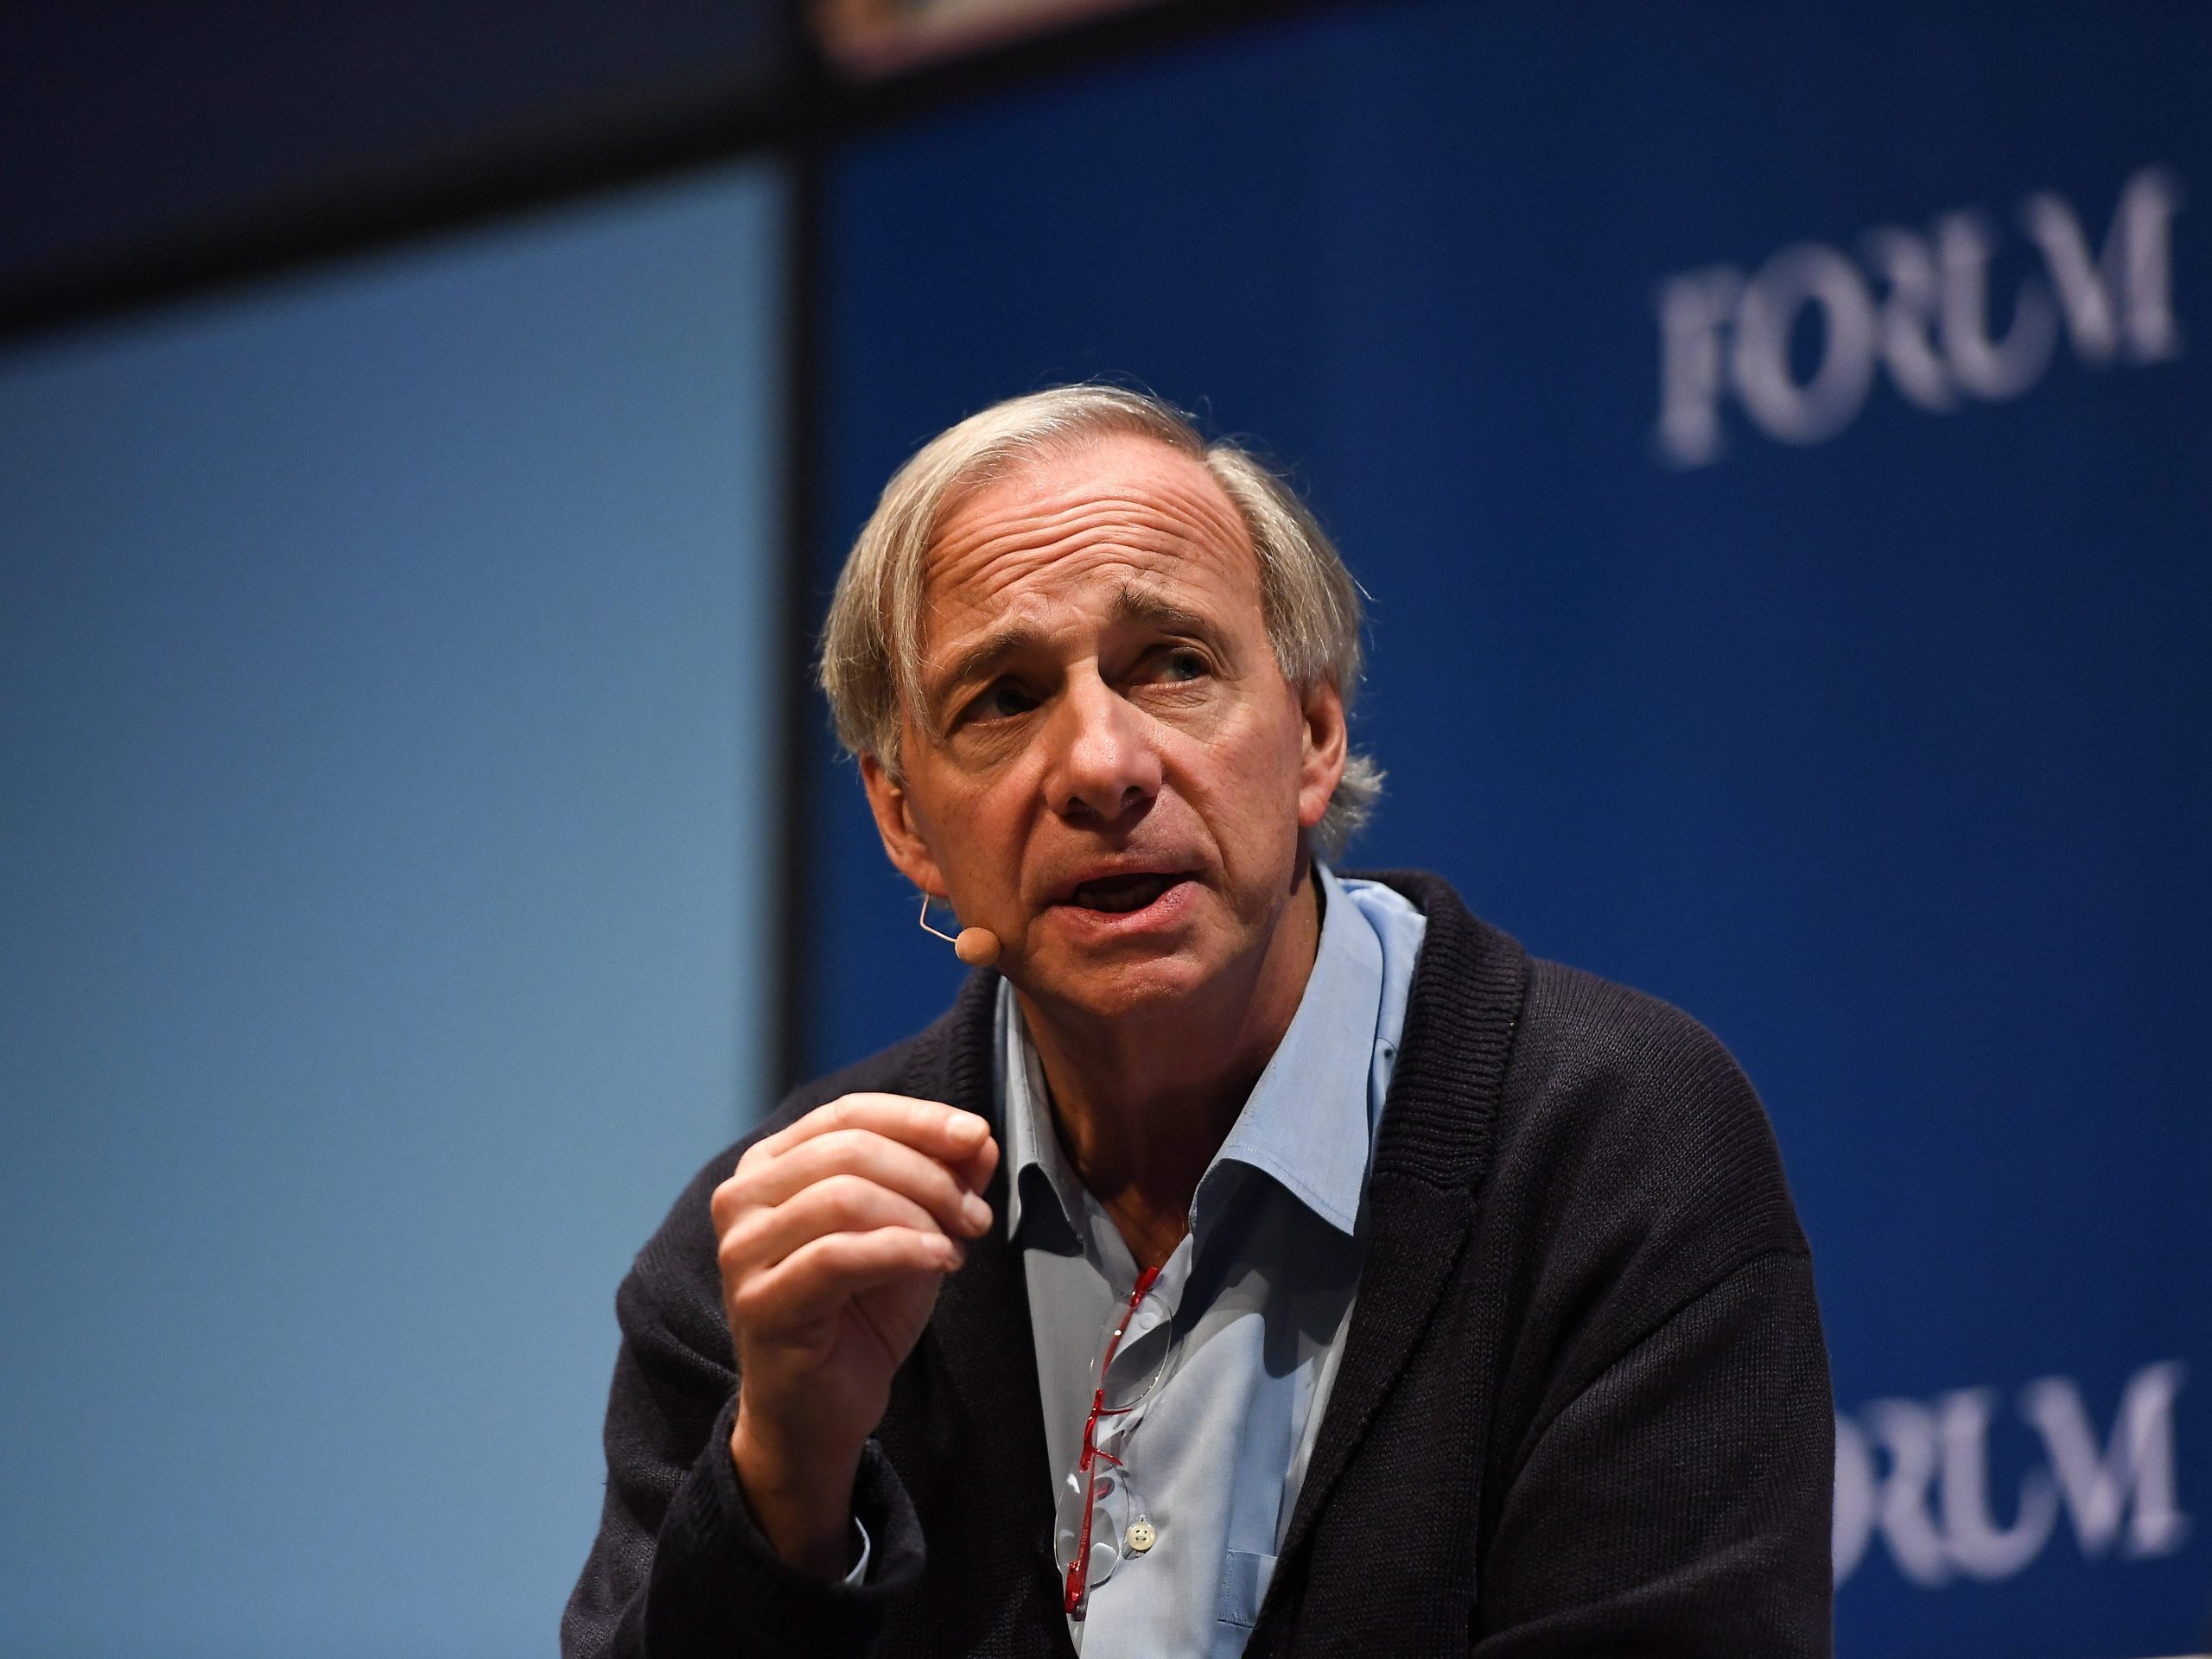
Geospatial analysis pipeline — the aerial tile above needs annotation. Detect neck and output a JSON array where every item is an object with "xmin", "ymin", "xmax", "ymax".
[{"xmin": 1017, "ymin": 867, "xmax": 1323, "ymax": 1269}]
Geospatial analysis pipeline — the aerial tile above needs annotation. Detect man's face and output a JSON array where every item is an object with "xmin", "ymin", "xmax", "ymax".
[{"xmin": 861, "ymin": 433, "xmax": 1345, "ymax": 1023}]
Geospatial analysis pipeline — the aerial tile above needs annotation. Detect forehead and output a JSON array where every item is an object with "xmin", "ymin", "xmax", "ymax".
[{"xmin": 920, "ymin": 434, "xmax": 1262, "ymax": 635}]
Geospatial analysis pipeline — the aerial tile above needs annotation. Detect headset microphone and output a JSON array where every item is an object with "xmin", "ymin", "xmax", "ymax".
[
  {"xmin": 919, "ymin": 893, "xmax": 1002, "ymax": 967},
  {"xmin": 952, "ymin": 926, "xmax": 1001, "ymax": 967}
]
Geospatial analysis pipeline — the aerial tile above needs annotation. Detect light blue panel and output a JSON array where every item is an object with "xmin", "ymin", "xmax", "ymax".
[{"xmin": 0, "ymin": 161, "xmax": 785, "ymax": 1655}]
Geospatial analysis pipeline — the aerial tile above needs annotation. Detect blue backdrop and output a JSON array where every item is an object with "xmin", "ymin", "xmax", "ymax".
[
  {"xmin": 799, "ymin": 3, "xmax": 2212, "ymax": 1652},
  {"xmin": 1, "ymin": 160, "xmax": 786, "ymax": 1656}
]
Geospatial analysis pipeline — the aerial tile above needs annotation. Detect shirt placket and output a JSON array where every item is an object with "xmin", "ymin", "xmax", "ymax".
[{"xmin": 1082, "ymin": 1244, "xmax": 1187, "ymax": 1622}]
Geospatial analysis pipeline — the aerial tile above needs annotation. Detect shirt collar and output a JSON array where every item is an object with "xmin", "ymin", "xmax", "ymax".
[
  {"xmin": 998, "ymin": 862, "xmax": 1385, "ymax": 1244},
  {"xmin": 997, "ymin": 990, "xmax": 1088, "ymax": 1245}
]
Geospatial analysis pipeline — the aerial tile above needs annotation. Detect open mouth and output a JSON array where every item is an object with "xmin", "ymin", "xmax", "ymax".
[{"xmin": 1065, "ymin": 871, "xmax": 1189, "ymax": 913}]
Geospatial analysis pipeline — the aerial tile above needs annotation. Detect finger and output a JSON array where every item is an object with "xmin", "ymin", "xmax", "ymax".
[
  {"xmin": 734, "ymin": 1226, "xmax": 962, "ymax": 1334},
  {"xmin": 715, "ymin": 1127, "xmax": 975, "ymax": 1236},
  {"xmin": 745, "ymin": 1129, "xmax": 992, "ymax": 1239},
  {"xmin": 723, "ymin": 1173, "xmax": 944, "ymax": 1276},
  {"xmin": 755, "ymin": 1093, "xmax": 993, "ymax": 1167},
  {"xmin": 949, "ymin": 1128, "xmax": 1000, "ymax": 1201}
]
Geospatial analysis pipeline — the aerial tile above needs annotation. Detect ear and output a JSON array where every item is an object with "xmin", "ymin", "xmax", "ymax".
[
  {"xmin": 1294, "ymin": 678, "xmax": 1350, "ymax": 834},
  {"xmin": 860, "ymin": 751, "xmax": 949, "ymax": 898}
]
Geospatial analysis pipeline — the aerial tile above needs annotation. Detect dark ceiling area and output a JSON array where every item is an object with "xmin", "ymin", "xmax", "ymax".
[
  {"xmin": 1, "ymin": 2, "xmax": 797, "ymax": 338},
  {"xmin": 0, "ymin": 0, "xmax": 1327, "ymax": 344}
]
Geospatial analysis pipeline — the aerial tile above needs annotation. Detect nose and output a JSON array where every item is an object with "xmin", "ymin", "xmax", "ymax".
[{"xmin": 1045, "ymin": 674, "xmax": 1161, "ymax": 827}]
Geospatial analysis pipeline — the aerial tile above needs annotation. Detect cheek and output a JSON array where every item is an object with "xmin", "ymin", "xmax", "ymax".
[
  {"xmin": 1175, "ymin": 713, "xmax": 1310, "ymax": 861},
  {"xmin": 930, "ymin": 778, "xmax": 1036, "ymax": 894}
]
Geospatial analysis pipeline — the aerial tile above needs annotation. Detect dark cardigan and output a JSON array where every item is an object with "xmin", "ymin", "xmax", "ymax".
[{"xmin": 564, "ymin": 871, "xmax": 1834, "ymax": 1656}]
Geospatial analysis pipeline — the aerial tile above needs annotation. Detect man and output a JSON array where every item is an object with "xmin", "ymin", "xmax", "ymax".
[{"xmin": 564, "ymin": 386, "xmax": 1834, "ymax": 1656}]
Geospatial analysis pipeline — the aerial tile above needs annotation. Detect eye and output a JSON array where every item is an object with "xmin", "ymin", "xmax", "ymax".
[
  {"xmin": 967, "ymin": 680, "xmax": 1038, "ymax": 722},
  {"xmin": 1152, "ymin": 647, "xmax": 1211, "ymax": 683}
]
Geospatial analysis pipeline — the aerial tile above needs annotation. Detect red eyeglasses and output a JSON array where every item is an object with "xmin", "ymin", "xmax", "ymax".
[{"xmin": 1054, "ymin": 1265, "xmax": 1169, "ymax": 1616}]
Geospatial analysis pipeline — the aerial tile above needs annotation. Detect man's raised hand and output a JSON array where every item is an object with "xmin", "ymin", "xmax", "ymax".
[{"xmin": 712, "ymin": 1093, "xmax": 999, "ymax": 1575}]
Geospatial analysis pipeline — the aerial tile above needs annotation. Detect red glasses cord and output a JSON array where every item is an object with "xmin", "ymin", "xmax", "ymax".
[{"xmin": 1063, "ymin": 1265, "xmax": 1163, "ymax": 1616}]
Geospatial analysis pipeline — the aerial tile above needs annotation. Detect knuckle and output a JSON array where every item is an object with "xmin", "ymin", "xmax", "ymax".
[
  {"xmin": 716, "ymin": 1223, "xmax": 756, "ymax": 1278},
  {"xmin": 814, "ymin": 1172, "xmax": 874, "ymax": 1220},
  {"xmin": 729, "ymin": 1281, "xmax": 773, "ymax": 1331},
  {"xmin": 714, "ymin": 1172, "xmax": 763, "ymax": 1228},
  {"xmin": 725, "ymin": 1247, "xmax": 760, "ymax": 1300},
  {"xmin": 709, "ymin": 1175, "xmax": 745, "ymax": 1229}
]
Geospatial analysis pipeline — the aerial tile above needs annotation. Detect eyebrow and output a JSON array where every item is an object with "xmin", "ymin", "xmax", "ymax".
[
  {"xmin": 925, "ymin": 621, "xmax": 1046, "ymax": 720},
  {"xmin": 1108, "ymin": 583, "xmax": 1222, "ymax": 642},
  {"xmin": 924, "ymin": 584, "xmax": 1230, "ymax": 718}
]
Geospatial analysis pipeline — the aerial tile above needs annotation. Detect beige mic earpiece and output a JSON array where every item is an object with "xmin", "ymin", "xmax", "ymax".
[{"xmin": 919, "ymin": 893, "xmax": 1001, "ymax": 967}]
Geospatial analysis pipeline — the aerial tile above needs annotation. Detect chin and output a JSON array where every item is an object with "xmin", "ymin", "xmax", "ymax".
[{"xmin": 1021, "ymin": 946, "xmax": 1217, "ymax": 1023}]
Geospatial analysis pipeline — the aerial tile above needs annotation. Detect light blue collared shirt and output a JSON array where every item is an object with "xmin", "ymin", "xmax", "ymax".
[{"xmin": 998, "ymin": 866, "xmax": 1427, "ymax": 1657}]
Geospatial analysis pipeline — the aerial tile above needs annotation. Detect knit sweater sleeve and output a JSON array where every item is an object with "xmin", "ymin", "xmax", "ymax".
[
  {"xmin": 1471, "ymin": 960, "xmax": 1834, "ymax": 1656},
  {"xmin": 1472, "ymin": 1249, "xmax": 1833, "ymax": 1654},
  {"xmin": 560, "ymin": 1133, "xmax": 928, "ymax": 1657}
]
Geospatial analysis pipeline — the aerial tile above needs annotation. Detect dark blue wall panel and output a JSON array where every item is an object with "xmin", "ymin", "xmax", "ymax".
[{"xmin": 804, "ymin": 3, "xmax": 2212, "ymax": 1651}]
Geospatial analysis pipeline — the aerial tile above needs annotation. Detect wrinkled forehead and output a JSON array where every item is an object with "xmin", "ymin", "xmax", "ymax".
[{"xmin": 918, "ymin": 433, "xmax": 1262, "ymax": 633}]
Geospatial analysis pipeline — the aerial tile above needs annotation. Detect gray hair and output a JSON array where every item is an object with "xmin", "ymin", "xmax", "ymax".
[{"xmin": 817, "ymin": 385, "xmax": 1382, "ymax": 859}]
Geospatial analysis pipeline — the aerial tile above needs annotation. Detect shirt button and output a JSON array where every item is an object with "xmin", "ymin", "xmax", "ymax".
[{"xmin": 1125, "ymin": 1519, "xmax": 1156, "ymax": 1554}]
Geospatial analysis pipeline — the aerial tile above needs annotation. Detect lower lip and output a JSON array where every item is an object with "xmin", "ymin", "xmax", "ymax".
[{"xmin": 1048, "ymin": 875, "xmax": 1198, "ymax": 943}]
